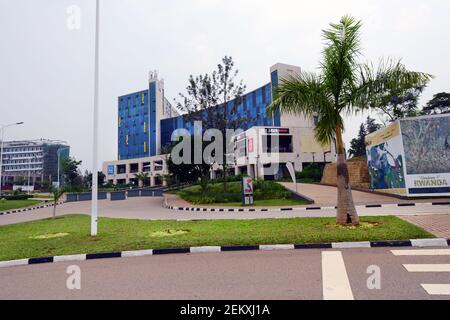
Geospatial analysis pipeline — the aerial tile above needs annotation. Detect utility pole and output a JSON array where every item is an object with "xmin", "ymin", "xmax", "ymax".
[{"xmin": 91, "ymin": 0, "xmax": 100, "ymax": 236}]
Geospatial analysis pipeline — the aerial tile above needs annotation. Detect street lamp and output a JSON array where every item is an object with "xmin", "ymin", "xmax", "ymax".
[
  {"xmin": 0, "ymin": 122, "xmax": 24, "ymax": 196},
  {"xmin": 91, "ymin": 0, "xmax": 101, "ymax": 236}
]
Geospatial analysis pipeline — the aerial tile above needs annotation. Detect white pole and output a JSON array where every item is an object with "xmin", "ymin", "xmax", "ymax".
[
  {"xmin": 57, "ymin": 149, "xmax": 60, "ymax": 189},
  {"xmin": 91, "ymin": 0, "xmax": 100, "ymax": 236},
  {"xmin": 0, "ymin": 128, "xmax": 4, "ymax": 196},
  {"xmin": 27, "ymin": 157, "xmax": 31, "ymax": 194}
]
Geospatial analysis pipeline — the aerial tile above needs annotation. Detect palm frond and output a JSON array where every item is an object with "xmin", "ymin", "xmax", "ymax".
[
  {"xmin": 321, "ymin": 15, "xmax": 363, "ymax": 104},
  {"xmin": 353, "ymin": 58, "xmax": 433, "ymax": 110},
  {"xmin": 267, "ymin": 72, "xmax": 332, "ymax": 117}
]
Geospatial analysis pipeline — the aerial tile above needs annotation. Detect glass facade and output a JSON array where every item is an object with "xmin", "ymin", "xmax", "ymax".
[
  {"xmin": 118, "ymin": 90, "xmax": 150, "ymax": 160},
  {"xmin": 160, "ymin": 82, "xmax": 279, "ymax": 148}
]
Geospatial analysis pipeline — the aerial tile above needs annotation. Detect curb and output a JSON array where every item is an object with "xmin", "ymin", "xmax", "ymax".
[
  {"xmin": 0, "ymin": 201, "xmax": 64, "ymax": 216},
  {"xmin": 163, "ymin": 198, "xmax": 450, "ymax": 213},
  {"xmin": 1, "ymin": 238, "xmax": 449, "ymax": 269}
]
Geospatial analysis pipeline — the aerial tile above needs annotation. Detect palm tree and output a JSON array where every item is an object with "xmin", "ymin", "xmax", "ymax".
[
  {"xmin": 268, "ymin": 15, "xmax": 432, "ymax": 225},
  {"xmin": 134, "ymin": 172, "xmax": 150, "ymax": 188}
]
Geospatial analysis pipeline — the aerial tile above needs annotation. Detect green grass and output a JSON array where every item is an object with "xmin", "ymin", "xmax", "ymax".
[
  {"xmin": 0, "ymin": 214, "xmax": 433, "ymax": 261},
  {"xmin": 0, "ymin": 200, "xmax": 42, "ymax": 212}
]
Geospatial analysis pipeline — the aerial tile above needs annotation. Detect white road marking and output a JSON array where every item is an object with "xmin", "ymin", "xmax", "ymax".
[
  {"xmin": 421, "ymin": 284, "xmax": 450, "ymax": 295},
  {"xmin": 391, "ymin": 249, "xmax": 450, "ymax": 256},
  {"xmin": 321, "ymin": 251, "xmax": 354, "ymax": 300},
  {"xmin": 403, "ymin": 264, "xmax": 450, "ymax": 272}
]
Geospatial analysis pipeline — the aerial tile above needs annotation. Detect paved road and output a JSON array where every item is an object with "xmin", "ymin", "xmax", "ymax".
[
  {"xmin": 1, "ymin": 248, "xmax": 449, "ymax": 300},
  {"xmin": 1, "ymin": 197, "xmax": 450, "ymax": 226}
]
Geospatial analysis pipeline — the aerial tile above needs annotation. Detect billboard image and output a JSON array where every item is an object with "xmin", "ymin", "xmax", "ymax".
[
  {"xmin": 366, "ymin": 122, "xmax": 406, "ymax": 194},
  {"xmin": 401, "ymin": 115, "xmax": 450, "ymax": 196},
  {"xmin": 366, "ymin": 114, "xmax": 450, "ymax": 197}
]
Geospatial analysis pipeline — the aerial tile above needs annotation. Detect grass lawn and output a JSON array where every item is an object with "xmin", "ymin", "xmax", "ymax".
[
  {"xmin": 0, "ymin": 214, "xmax": 433, "ymax": 261},
  {"xmin": 0, "ymin": 200, "xmax": 42, "ymax": 212}
]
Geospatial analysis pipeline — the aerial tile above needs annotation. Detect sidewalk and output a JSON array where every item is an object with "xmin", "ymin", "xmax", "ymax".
[
  {"xmin": 400, "ymin": 214, "xmax": 450, "ymax": 238},
  {"xmin": 280, "ymin": 182, "xmax": 450, "ymax": 206}
]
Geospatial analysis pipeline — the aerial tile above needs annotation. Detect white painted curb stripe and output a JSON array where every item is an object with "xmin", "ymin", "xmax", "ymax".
[
  {"xmin": 0, "ymin": 259, "xmax": 29, "ymax": 268},
  {"xmin": 404, "ymin": 264, "xmax": 450, "ymax": 272},
  {"xmin": 411, "ymin": 238, "xmax": 449, "ymax": 247},
  {"xmin": 322, "ymin": 251, "xmax": 354, "ymax": 300},
  {"xmin": 421, "ymin": 284, "xmax": 450, "ymax": 295},
  {"xmin": 54, "ymin": 254, "xmax": 86, "ymax": 262},
  {"xmin": 332, "ymin": 242, "xmax": 371, "ymax": 249},
  {"xmin": 190, "ymin": 246, "xmax": 221, "ymax": 253},
  {"xmin": 392, "ymin": 249, "xmax": 450, "ymax": 256},
  {"xmin": 259, "ymin": 244, "xmax": 295, "ymax": 251},
  {"xmin": 121, "ymin": 250, "xmax": 153, "ymax": 257}
]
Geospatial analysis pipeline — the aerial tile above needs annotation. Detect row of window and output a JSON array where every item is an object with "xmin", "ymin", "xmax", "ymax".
[
  {"xmin": 2, "ymin": 147, "xmax": 43, "ymax": 153},
  {"xmin": 3, "ymin": 165, "xmax": 43, "ymax": 170},
  {"xmin": 2, "ymin": 159, "xmax": 43, "ymax": 165}
]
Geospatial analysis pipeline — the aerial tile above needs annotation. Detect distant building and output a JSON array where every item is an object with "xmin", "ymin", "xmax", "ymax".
[
  {"xmin": 103, "ymin": 63, "xmax": 337, "ymax": 186},
  {"xmin": 0, "ymin": 139, "xmax": 70, "ymax": 191}
]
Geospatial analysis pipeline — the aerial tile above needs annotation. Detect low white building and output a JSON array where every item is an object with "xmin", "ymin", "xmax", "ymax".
[{"xmin": 230, "ymin": 126, "xmax": 336, "ymax": 180}]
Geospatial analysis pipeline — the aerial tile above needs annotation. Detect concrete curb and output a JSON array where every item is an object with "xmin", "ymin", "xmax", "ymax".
[
  {"xmin": 1, "ymin": 237, "xmax": 449, "ymax": 269},
  {"xmin": 163, "ymin": 198, "xmax": 450, "ymax": 213},
  {"xmin": 0, "ymin": 201, "xmax": 64, "ymax": 216}
]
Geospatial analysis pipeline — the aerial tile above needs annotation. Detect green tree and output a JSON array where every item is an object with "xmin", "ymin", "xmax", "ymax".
[
  {"xmin": 176, "ymin": 56, "xmax": 248, "ymax": 193},
  {"xmin": 348, "ymin": 116, "xmax": 381, "ymax": 158},
  {"xmin": 268, "ymin": 15, "xmax": 431, "ymax": 225},
  {"xmin": 165, "ymin": 138, "xmax": 212, "ymax": 194},
  {"xmin": 348, "ymin": 123, "xmax": 367, "ymax": 158},
  {"xmin": 422, "ymin": 92, "xmax": 450, "ymax": 115},
  {"xmin": 84, "ymin": 171, "xmax": 106, "ymax": 189},
  {"xmin": 134, "ymin": 172, "xmax": 149, "ymax": 187},
  {"xmin": 376, "ymin": 85, "xmax": 425, "ymax": 123},
  {"xmin": 51, "ymin": 186, "xmax": 65, "ymax": 218},
  {"xmin": 61, "ymin": 158, "xmax": 83, "ymax": 191}
]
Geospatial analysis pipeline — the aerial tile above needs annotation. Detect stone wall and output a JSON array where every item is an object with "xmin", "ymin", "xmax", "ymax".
[{"xmin": 321, "ymin": 160, "xmax": 371, "ymax": 189}]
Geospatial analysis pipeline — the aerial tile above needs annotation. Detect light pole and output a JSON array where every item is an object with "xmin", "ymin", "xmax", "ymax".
[
  {"xmin": 91, "ymin": 0, "xmax": 100, "ymax": 236},
  {"xmin": 57, "ymin": 147, "xmax": 70, "ymax": 189},
  {"xmin": 0, "ymin": 122, "xmax": 24, "ymax": 196}
]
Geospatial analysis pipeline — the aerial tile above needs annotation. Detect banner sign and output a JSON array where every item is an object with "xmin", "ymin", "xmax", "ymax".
[{"xmin": 265, "ymin": 128, "xmax": 290, "ymax": 134}]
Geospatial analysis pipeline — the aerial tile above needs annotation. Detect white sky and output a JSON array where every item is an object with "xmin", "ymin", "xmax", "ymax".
[{"xmin": 1, "ymin": 0, "xmax": 449, "ymax": 171}]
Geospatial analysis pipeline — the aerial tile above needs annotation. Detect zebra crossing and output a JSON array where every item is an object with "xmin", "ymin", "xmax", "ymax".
[{"xmin": 392, "ymin": 249, "xmax": 450, "ymax": 296}]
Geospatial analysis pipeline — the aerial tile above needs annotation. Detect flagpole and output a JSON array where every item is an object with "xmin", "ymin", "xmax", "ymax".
[{"xmin": 91, "ymin": 0, "xmax": 100, "ymax": 236}]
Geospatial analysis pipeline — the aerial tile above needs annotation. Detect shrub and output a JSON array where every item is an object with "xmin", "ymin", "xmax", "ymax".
[
  {"xmin": 3, "ymin": 194, "xmax": 33, "ymax": 201},
  {"xmin": 296, "ymin": 164, "xmax": 323, "ymax": 183}
]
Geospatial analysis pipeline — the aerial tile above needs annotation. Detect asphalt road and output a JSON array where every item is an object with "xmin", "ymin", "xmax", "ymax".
[
  {"xmin": 1, "ymin": 248, "xmax": 449, "ymax": 300},
  {"xmin": 1, "ymin": 197, "xmax": 450, "ymax": 226}
]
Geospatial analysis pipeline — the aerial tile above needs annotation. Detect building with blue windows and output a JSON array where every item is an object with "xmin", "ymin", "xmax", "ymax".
[{"xmin": 103, "ymin": 63, "xmax": 337, "ymax": 186}]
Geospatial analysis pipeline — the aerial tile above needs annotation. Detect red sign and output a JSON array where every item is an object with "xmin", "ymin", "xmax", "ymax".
[{"xmin": 248, "ymin": 138, "xmax": 254, "ymax": 153}]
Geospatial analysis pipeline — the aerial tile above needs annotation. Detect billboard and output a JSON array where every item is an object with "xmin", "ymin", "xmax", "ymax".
[
  {"xmin": 400, "ymin": 115, "xmax": 450, "ymax": 196},
  {"xmin": 365, "ymin": 122, "xmax": 407, "ymax": 195},
  {"xmin": 366, "ymin": 114, "xmax": 450, "ymax": 197}
]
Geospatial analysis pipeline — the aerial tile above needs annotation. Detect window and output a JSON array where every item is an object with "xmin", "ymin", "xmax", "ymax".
[{"xmin": 262, "ymin": 135, "xmax": 293, "ymax": 153}]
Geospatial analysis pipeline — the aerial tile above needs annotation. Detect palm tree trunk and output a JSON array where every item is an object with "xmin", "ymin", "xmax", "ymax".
[
  {"xmin": 53, "ymin": 202, "xmax": 57, "ymax": 218},
  {"xmin": 335, "ymin": 124, "xmax": 360, "ymax": 226}
]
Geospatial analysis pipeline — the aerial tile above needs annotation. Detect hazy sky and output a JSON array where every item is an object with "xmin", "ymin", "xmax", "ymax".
[{"xmin": 1, "ymin": 0, "xmax": 449, "ymax": 171}]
